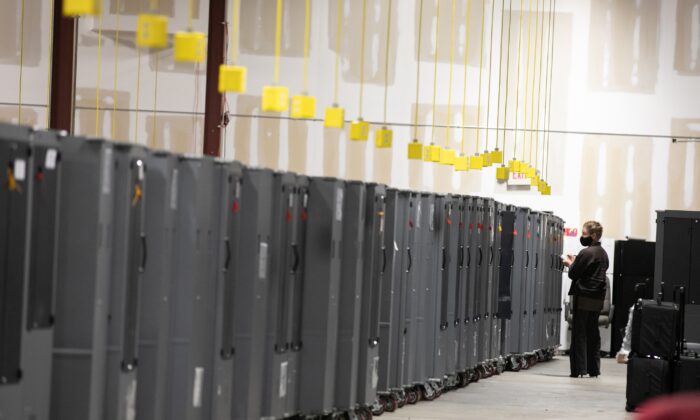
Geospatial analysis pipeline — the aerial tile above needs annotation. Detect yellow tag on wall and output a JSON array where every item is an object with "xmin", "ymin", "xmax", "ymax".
[
  {"xmin": 349, "ymin": 120, "xmax": 370, "ymax": 141},
  {"xmin": 174, "ymin": 31, "xmax": 206, "ymax": 63},
  {"xmin": 408, "ymin": 141, "xmax": 423, "ymax": 160},
  {"xmin": 440, "ymin": 148, "xmax": 455, "ymax": 165},
  {"xmin": 454, "ymin": 155, "xmax": 469, "ymax": 171},
  {"xmin": 136, "ymin": 14, "xmax": 169, "ymax": 49},
  {"xmin": 63, "ymin": 0, "xmax": 99, "ymax": 16},
  {"xmin": 261, "ymin": 86, "xmax": 289, "ymax": 113},
  {"xmin": 491, "ymin": 149, "xmax": 504, "ymax": 164},
  {"xmin": 470, "ymin": 154, "xmax": 483, "ymax": 170},
  {"xmin": 291, "ymin": 95, "xmax": 317, "ymax": 119},
  {"xmin": 375, "ymin": 127, "xmax": 393, "ymax": 148},
  {"xmin": 219, "ymin": 65, "xmax": 247, "ymax": 93},
  {"xmin": 324, "ymin": 107, "xmax": 345, "ymax": 128}
]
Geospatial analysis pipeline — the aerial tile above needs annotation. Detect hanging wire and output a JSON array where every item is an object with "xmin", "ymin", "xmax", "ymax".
[
  {"xmin": 302, "ymin": 0, "xmax": 311, "ymax": 94},
  {"xmin": 231, "ymin": 0, "xmax": 241, "ymax": 64},
  {"xmin": 545, "ymin": 0, "xmax": 557, "ymax": 181},
  {"xmin": 95, "ymin": 3, "xmax": 104, "ymax": 136},
  {"xmin": 430, "ymin": 0, "xmax": 442, "ymax": 145},
  {"xmin": 382, "ymin": 0, "xmax": 393, "ymax": 124},
  {"xmin": 188, "ymin": 0, "xmax": 194, "ymax": 31},
  {"xmin": 152, "ymin": 51, "xmax": 160, "ymax": 146},
  {"xmin": 539, "ymin": 0, "xmax": 553, "ymax": 173},
  {"xmin": 533, "ymin": 0, "xmax": 545, "ymax": 173},
  {"xmin": 512, "ymin": 0, "xmax": 525, "ymax": 159},
  {"xmin": 521, "ymin": 0, "xmax": 534, "ymax": 162},
  {"xmin": 358, "ymin": 0, "xmax": 368, "ymax": 117},
  {"xmin": 413, "ymin": 0, "xmax": 425, "ymax": 141},
  {"xmin": 273, "ymin": 0, "xmax": 284, "ymax": 84},
  {"xmin": 501, "ymin": 0, "xmax": 514, "ymax": 154},
  {"xmin": 493, "ymin": 0, "xmax": 507, "ymax": 152},
  {"xmin": 459, "ymin": 0, "xmax": 473, "ymax": 155},
  {"xmin": 527, "ymin": 0, "xmax": 541, "ymax": 166},
  {"xmin": 483, "ymin": 0, "xmax": 498, "ymax": 152},
  {"xmin": 17, "ymin": 0, "xmax": 26, "ymax": 123},
  {"xmin": 45, "ymin": 0, "xmax": 55, "ymax": 127},
  {"xmin": 333, "ymin": 0, "xmax": 343, "ymax": 105},
  {"xmin": 113, "ymin": 0, "xmax": 121, "ymax": 140},
  {"xmin": 474, "ymin": 0, "xmax": 487, "ymax": 153},
  {"xmin": 444, "ymin": 0, "xmax": 457, "ymax": 148},
  {"xmin": 134, "ymin": 49, "xmax": 142, "ymax": 143}
]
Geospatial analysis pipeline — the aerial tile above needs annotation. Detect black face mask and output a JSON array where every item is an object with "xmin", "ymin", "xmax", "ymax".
[{"xmin": 580, "ymin": 236, "xmax": 593, "ymax": 247}]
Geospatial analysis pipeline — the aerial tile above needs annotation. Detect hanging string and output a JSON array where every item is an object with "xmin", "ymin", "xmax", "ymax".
[
  {"xmin": 333, "ymin": 0, "xmax": 343, "ymax": 105},
  {"xmin": 152, "ymin": 51, "xmax": 159, "ymax": 146},
  {"xmin": 45, "ymin": 0, "xmax": 55, "ymax": 127},
  {"xmin": 113, "ymin": 0, "xmax": 120, "ymax": 140},
  {"xmin": 413, "ymin": 0, "xmax": 424, "ymax": 141},
  {"xmin": 134, "ymin": 49, "xmax": 142, "ymax": 143},
  {"xmin": 444, "ymin": 0, "xmax": 456, "ymax": 148},
  {"xmin": 95, "ymin": 3, "xmax": 104, "ymax": 137},
  {"xmin": 483, "ymin": 0, "xmax": 498, "ymax": 152},
  {"xmin": 231, "ymin": 0, "xmax": 241, "ymax": 64},
  {"xmin": 302, "ymin": 0, "xmax": 311, "ymax": 94},
  {"xmin": 539, "ymin": 0, "xmax": 553, "ymax": 173},
  {"xmin": 512, "ymin": 0, "xmax": 526, "ymax": 159},
  {"xmin": 545, "ymin": 0, "xmax": 557, "ymax": 180},
  {"xmin": 17, "ymin": 0, "xmax": 26, "ymax": 123},
  {"xmin": 358, "ymin": 0, "xmax": 368, "ymax": 117},
  {"xmin": 521, "ymin": 0, "xmax": 534, "ymax": 162},
  {"xmin": 273, "ymin": 0, "xmax": 284, "ymax": 84},
  {"xmin": 382, "ymin": 0, "xmax": 393, "ymax": 124},
  {"xmin": 459, "ymin": 0, "xmax": 473, "ymax": 155},
  {"xmin": 493, "ymin": 0, "xmax": 506, "ymax": 152},
  {"xmin": 533, "ymin": 0, "xmax": 545, "ymax": 172},
  {"xmin": 188, "ymin": 0, "xmax": 194, "ymax": 31},
  {"xmin": 527, "ymin": 0, "xmax": 541, "ymax": 166},
  {"xmin": 474, "ymin": 0, "xmax": 486, "ymax": 154},
  {"xmin": 430, "ymin": 0, "xmax": 441, "ymax": 145},
  {"xmin": 501, "ymin": 0, "xmax": 514, "ymax": 153}
]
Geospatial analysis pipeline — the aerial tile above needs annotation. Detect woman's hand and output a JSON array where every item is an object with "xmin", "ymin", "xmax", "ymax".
[{"xmin": 563, "ymin": 254, "xmax": 575, "ymax": 267}]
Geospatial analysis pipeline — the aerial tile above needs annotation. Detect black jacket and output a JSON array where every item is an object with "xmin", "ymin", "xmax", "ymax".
[{"xmin": 568, "ymin": 242, "xmax": 609, "ymax": 300}]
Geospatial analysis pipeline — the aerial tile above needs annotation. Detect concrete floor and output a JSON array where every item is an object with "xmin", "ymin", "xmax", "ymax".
[{"xmin": 381, "ymin": 357, "xmax": 633, "ymax": 420}]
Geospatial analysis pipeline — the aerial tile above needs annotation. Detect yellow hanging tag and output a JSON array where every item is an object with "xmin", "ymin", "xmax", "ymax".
[
  {"xmin": 491, "ymin": 148, "xmax": 504, "ymax": 164},
  {"xmin": 440, "ymin": 148, "xmax": 455, "ymax": 165},
  {"xmin": 538, "ymin": 179, "xmax": 547, "ymax": 193},
  {"xmin": 527, "ymin": 166, "xmax": 537, "ymax": 179},
  {"xmin": 219, "ymin": 65, "xmax": 247, "ymax": 93},
  {"xmin": 408, "ymin": 141, "xmax": 423, "ymax": 160},
  {"xmin": 429, "ymin": 144, "xmax": 442, "ymax": 163},
  {"xmin": 174, "ymin": 31, "xmax": 207, "ymax": 63},
  {"xmin": 324, "ymin": 106, "xmax": 345, "ymax": 128},
  {"xmin": 131, "ymin": 184, "xmax": 143, "ymax": 206},
  {"xmin": 423, "ymin": 145, "xmax": 433, "ymax": 161},
  {"xmin": 136, "ymin": 14, "xmax": 169, "ymax": 49},
  {"xmin": 454, "ymin": 154, "xmax": 469, "ymax": 171},
  {"xmin": 482, "ymin": 151, "xmax": 493, "ymax": 167},
  {"xmin": 375, "ymin": 127, "xmax": 393, "ymax": 148},
  {"xmin": 7, "ymin": 168, "xmax": 18, "ymax": 192},
  {"xmin": 349, "ymin": 120, "xmax": 370, "ymax": 141},
  {"xmin": 470, "ymin": 154, "xmax": 483, "ymax": 170},
  {"xmin": 530, "ymin": 174, "xmax": 539, "ymax": 187},
  {"xmin": 261, "ymin": 85, "xmax": 290, "ymax": 113},
  {"xmin": 63, "ymin": 0, "xmax": 99, "ymax": 16},
  {"xmin": 496, "ymin": 165, "xmax": 509, "ymax": 181},
  {"xmin": 290, "ymin": 95, "xmax": 317, "ymax": 119},
  {"xmin": 543, "ymin": 183, "xmax": 552, "ymax": 196}
]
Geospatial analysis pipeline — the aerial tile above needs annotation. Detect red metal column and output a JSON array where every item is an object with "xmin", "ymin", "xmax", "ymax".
[
  {"xmin": 49, "ymin": 0, "xmax": 77, "ymax": 133},
  {"xmin": 202, "ymin": 0, "xmax": 227, "ymax": 157}
]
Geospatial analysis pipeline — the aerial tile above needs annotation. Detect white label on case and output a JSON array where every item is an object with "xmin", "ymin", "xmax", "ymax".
[
  {"xmin": 429, "ymin": 203, "xmax": 435, "ymax": 231},
  {"xmin": 102, "ymin": 148, "xmax": 112, "ymax": 194},
  {"xmin": 125, "ymin": 379, "xmax": 137, "ymax": 420},
  {"xmin": 335, "ymin": 188, "xmax": 344, "ymax": 221},
  {"xmin": 371, "ymin": 356, "xmax": 380, "ymax": 389},
  {"xmin": 259, "ymin": 242, "xmax": 268, "ymax": 279},
  {"xmin": 394, "ymin": 241, "xmax": 399, "ymax": 252},
  {"xmin": 279, "ymin": 361, "xmax": 288, "ymax": 398},
  {"xmin": 416, "ymin": 201, "xmax": 422, "ymax": 228},
  {"xmin": 170, "ymin": 169, "xmax": 179, "ymax": 210},
  {"xmin": 193, "ymin": 367, "xmax": 204, "ymax": 407},
  {"xmin": 45, "ymin": 149, "xmax": 57, "ymax": 170},
  {"xmin": 13, "ymin": 159, "xmax": 25, "ymax": 181}
]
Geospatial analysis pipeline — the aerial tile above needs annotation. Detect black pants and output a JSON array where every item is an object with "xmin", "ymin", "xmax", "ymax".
[{"xmin": 570, "ymin": 307, "xmax": 601, "ymax": 376}]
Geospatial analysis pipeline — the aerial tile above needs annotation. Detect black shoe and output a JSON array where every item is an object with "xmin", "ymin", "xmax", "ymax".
[{"xmin": 569, "ymin": 373, "xmax": 584, "ymax": 378}]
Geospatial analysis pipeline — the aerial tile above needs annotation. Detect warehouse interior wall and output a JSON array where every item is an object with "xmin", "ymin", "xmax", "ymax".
[{"xmin": 0, "ymin": 0, "xmax": 698, "ymax": 244}]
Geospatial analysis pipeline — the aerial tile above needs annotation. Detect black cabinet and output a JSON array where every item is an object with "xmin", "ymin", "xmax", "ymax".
[{"xmin": 654, "ymin": 211, "xmax": 700, "ymax": 344}]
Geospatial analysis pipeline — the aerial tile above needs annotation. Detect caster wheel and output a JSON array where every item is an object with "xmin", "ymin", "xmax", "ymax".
[
  {"xmin": 371, "ymin": 405, "xmax": 384, "ymax": 417},
  {"xmin": 381, "ymin": 396, "xmax": 397, "ymax": 413},
  {"xmin": 396, "ymin": 393, "xmax": 406, "ymax": 409},
  {"xmin": 407, "ymin": 390, "xmax": 418, "ymax": 404},
  {"xmin": 459, "ymin": 372, "xmax": 469, "ymax": 388}
]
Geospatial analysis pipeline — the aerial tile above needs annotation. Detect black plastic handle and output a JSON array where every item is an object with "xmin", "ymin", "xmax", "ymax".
[
  {"xmin": 224, "ymin": 237, "xmax": 231, "ymax": 270},
  {"xmin": 291, "ymin": 244, "xmax": 300, "ymax": 272},
  {"xmin": 498, "ymin": 248, "xmax": 502, "ymax": 267},
  {"xmin": 466, "ymin": 246, "xmax": 471, "ymax": 267},
  {"xmin": 441, "ymin": 248, "xmax": 447, "ymax": 270},
  {"xmin": 478, "ymin": 247, "xmax": 483, "ymax": 265},
  {"xmin": 458, "ymin": 245, "xmax": 464, "ymax": 268},
  {"xmin": 381, "ymin": 247, "xmax": 387, "ymax": 273},
  {"xmin": 525, "ymin": 250, "xmax": 530, "ymax": 268},
  {"xmin": 407, "ymin": 248, "xmax": 413, "ymax": 272},
  {"xmin": 535, "ymin": 253, "xmax": 539, "ymax": 269},
  {"xmin": 139, "ymin": 234, "xmax": 147, "ymax": 272},
  {"xmin": 489, "ymin": 247, "xmax": 494, "ymax": 265}
]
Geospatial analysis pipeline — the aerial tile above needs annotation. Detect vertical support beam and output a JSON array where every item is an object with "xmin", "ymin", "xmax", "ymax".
[
  {"xmin": 49, "ymin": 0, "xmax": 77, "ymax": 133},
  {"xmin": 203, "ymin": 0, "xmax": 227, "ymax": 157}
]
